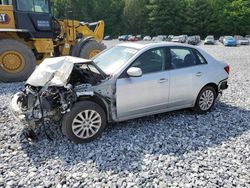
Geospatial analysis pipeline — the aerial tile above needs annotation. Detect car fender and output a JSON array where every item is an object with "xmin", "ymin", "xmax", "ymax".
[{"xmin": 78, "ymin": 94, "xmax": 113, "ymax": 122}]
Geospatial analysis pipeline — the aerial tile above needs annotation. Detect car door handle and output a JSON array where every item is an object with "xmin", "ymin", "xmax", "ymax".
[
  {"xmin": 196, "ymin": 72, "xmax": 203, "ymax": 77},
  {"xmin": 158, "ymin": 78, "xmax": 168, "ymax": 83}
]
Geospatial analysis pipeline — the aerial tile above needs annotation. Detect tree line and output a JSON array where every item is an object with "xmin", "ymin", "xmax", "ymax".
[{"xmin": 54, "ymin": 0, "xmax": 250, "ymax": 38}]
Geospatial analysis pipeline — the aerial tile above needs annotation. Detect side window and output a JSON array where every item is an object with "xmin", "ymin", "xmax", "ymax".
[
  {"xmin": 193, "ymin": 50, "xmax": 207, "ymax": 65},
  {"xmin": 34, "ymin": 0, "xmax": 49, "ymax": 13},
  {"xmin": 170, "ymin": 48, "xmax": 196, "ymax": 69},
  {"xmin": 130, "ymin": 48, "xmax": 165, "ymax": 74},
  {"xmin": 17, "ymin": 0, "xmax": 34, "ymax": 12}
]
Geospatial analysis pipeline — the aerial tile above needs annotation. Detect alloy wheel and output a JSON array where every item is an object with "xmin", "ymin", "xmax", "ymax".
[
  {"xmin": 72, "ymin": 110, "xmax": 102, "ymax": 139},
  {"xmin": 199, "ymin": 90, "xmax": 215, "ymax": 111}
]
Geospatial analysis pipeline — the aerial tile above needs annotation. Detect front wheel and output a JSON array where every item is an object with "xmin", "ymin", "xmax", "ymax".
[
  {"xmin": 62, "ymin": 101, "xmax": 107, "ymax": 143},
  {"xmin": 194, "ymin": 86, "xmax": 217, "ymax": 114}
]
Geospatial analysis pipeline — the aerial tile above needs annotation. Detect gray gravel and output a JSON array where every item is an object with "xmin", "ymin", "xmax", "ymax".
[{"xmin": 0, "ymin": 41, "xmax": 250, "ymax": 187}]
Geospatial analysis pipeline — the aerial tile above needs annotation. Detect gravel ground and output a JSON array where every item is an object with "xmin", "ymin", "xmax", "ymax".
[{"xmin": 0, "ymin": 41, "xmax": 250, "ymax": 188}]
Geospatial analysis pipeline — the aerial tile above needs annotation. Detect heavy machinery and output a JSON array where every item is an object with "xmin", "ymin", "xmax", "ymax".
[{"xmin": 0, "ymin": 0, "xmax": 106, "ymax": 82}]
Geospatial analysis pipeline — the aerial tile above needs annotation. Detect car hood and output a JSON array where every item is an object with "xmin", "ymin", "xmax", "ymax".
[{"xmin": 26, "ymin": 56, "xmax": 92, "ymax": 87}]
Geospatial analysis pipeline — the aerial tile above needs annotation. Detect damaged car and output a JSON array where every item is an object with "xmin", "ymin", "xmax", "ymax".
[{"xmin": 11, "ymin": 43, "xmax": 229, "ymax": 143}]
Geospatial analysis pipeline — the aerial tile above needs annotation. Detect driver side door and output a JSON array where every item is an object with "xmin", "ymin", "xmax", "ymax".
[{"xmin": 116, "ymin": 48, "xmax": 170, "ymax": 121}]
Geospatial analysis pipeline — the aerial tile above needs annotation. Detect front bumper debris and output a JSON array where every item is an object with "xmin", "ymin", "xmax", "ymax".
[
  {"xmin": 10, "ymin": 92, "xmax": 27, "ymax": 125},
  {"xmin": 219, "ymin": 80, "xmax": 228, "ymax": 90},
  {"xmin": 216, "ymin": 79, "xmax": 228, "ymax": 101}
]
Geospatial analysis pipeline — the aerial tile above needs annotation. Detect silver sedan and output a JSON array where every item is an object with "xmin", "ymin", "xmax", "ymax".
[{"xmin": 11, "ymin": 42, "xmax": 229, "ymax": 143}]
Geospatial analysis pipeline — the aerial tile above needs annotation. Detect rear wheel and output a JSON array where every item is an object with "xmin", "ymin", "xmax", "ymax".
[
  {"xmin": 0, "ymin": 39, "xmax": 36, "ymax": 82},
  {"xmin": 194, "ymin": 86, "xmax": 217, "ymax": 114},
  {"xmin": 62, "ymin": 101, "xmax": 107, "ymax": 143},
  {"xmin": 79, "ymin": 40, "xmax": 106, "ymax": 59}
]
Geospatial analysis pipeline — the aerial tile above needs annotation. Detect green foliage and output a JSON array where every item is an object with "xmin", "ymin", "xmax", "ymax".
[
  {"xmin": 123, "ymin": 0, "xmax": 149, "ymax": 35},
  {"xmin": 147, "ymin": 0, "xmax": 187, "ymax": 35},
  {"xmin": 53, "ymin": 0, "xmax": 250, "ymax": 37}
]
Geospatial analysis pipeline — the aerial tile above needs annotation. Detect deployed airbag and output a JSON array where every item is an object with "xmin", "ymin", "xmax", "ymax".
[{"xmin": 26, "ymin": 56, "xmax": 92, "ymax": 87}]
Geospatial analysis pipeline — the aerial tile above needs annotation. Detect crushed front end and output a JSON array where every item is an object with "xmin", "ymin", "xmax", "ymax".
[
  {"xmin": 10, "ymin": 84, "xmax": 77, "ymax": 129},
  {"xmin": 10, "ymin": 56, "xmax": 107, "ymax": 135}
]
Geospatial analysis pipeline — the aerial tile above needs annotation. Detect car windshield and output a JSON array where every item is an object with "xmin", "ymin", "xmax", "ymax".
[
  {"xmin": 225, "ymin": 36, "xmax": 234, "ymax": 40},
  {"xmin": 92, "ymin": 46, "xmax": 138, "ymax": 75},
  {"xmin": 17, "ymin": 0, "xmax": 49, "ymax": 13}
]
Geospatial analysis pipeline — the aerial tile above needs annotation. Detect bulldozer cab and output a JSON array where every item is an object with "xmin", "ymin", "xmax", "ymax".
[{"xmin": 0, "ymin": 0, "xmax": 54, "ymax": 38}]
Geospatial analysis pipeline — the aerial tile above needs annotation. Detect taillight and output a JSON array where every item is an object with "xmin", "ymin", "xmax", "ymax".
[{"xmin": 224, "ymin": 65, "xmax": 230, "ymax": 74}]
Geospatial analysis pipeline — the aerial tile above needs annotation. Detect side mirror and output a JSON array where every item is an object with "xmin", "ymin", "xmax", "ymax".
[{"xmin": 127, "ymin": 67, "xmax": 142, "ymax": 77}]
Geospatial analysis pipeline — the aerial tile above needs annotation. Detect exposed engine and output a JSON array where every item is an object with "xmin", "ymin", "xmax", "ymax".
[
  {"xmin": 13, "ymin": 84, "xmax": 77, "ymax": 128},
  {"xmin": 10, "ymin": 57, "xmax": 108, "ymax": 139},
  {"xmin": 69, "ymin": 64, "xmax": 104, "ymax": 86}
]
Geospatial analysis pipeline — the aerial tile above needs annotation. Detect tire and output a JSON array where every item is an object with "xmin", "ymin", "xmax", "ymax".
[
  {"xmin": 79, "ymin": 40, "xmax": 106, "ymax": 59},
  {"xmin": 62, "ymin": 101, "xmax": 107, "ymax": 143},
  {"xmin": 194, "ymin": 86, "xmax": 217, "ymax": 114},
  {"xmin": 0, "ymin": 39, "xmax": 36, "ymax": 82}
]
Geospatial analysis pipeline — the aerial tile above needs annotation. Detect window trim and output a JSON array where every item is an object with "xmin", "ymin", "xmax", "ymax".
[{"xmin": 119, "ymin": 47, "xmax": 168, "ymax": 78}]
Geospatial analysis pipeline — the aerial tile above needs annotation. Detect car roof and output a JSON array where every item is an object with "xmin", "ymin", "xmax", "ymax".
[{"xmin": 116, "ymin": 42, "xmax": 197, "ymax": 50}]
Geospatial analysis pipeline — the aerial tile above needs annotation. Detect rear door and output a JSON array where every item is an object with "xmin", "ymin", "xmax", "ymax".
[
  {"xmin": 116, "ymin": 47, "xmax": 170, "ymax": 120},
  {"xmin": 168, "ymin": 47, "xmax": 208, "ymax": 107}
]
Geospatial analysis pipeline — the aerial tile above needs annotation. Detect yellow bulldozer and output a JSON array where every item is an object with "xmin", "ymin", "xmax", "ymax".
[{"xmin": 0, "ymin": 0, "xmax": 106, "ymax": 82}]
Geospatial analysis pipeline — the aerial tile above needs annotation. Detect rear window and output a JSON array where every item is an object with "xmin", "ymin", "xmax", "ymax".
[
  {"xmin": 193, "ymin": 49, "xmax": 207, "ymax": 65},
  {"xmin": 225, "ymin": 36, "xmax": 234, "ymax": 40}
]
